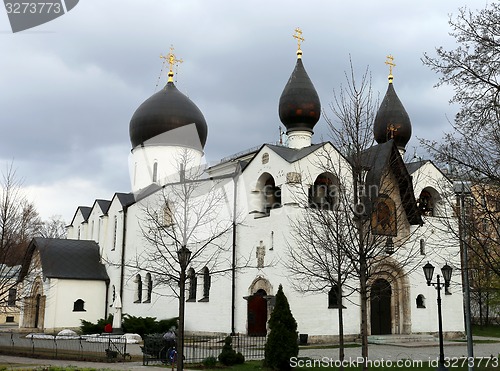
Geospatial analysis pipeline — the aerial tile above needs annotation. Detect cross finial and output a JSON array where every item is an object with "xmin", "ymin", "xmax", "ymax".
[
  {"xmin": 160, "ymin": 46, "xmax": 184, "ymax": 83},
  {"xmin": 293, "ymin": 27, "xmax": 305, "ymax": 58},
  {"xmin": 387, "ymin": 123, "xmax": 401, "ymax": 140},
  {"xmin": 385, "ymin": 55, "xmax": 396, "ymax": 83}
]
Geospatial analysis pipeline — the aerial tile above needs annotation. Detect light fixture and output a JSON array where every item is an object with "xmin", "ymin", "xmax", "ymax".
[{"xmin": 423, "ymin": 262, "xmax": 434, "ymax": 286}]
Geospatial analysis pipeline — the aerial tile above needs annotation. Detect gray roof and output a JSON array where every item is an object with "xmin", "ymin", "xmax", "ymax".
[
  {"xmin": 28, "ymin": 238, "xmax": 109, "ymax": 281},
  {"xmin": 115, "ymin": 192, "xmax": 136, "ymax": 207},
  {"xmin": 95, "ymin": 199, "xmax": 111, "ymax": 214},
  {"xmin": 405, "ymin": 160, "xmax": 428, "ymax": 175},
  {"xmin": 266, "ymin": 143, "xmax": 325, "ymax": 163},
  {"xmin": 79, "ymin": 206, "xmax": 92, "ymax": 222}
]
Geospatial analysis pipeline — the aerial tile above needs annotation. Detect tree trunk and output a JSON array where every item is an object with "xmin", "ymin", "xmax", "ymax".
[
  {"xmin": 359, "ymin": 265, "xmax": 369, "ymax": 371},
  {"xmin": 337, "ymin": 280, "xmax": 345, "ymax": 371}
]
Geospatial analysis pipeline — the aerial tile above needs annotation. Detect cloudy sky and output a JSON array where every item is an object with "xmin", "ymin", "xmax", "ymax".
[{"xmin": 0, "ymin": 0, "xmax": 490, "ymax": 223}]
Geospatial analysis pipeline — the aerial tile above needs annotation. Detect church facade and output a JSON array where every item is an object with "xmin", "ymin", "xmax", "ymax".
[{"xmin": 18, "ymin": 37, "xmax": 465, "ymax": 341}]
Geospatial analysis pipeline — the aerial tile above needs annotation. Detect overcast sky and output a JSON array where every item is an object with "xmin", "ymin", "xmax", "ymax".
[{"xmin": 0, "ymin": 0, "xmax": 490, "ymax": 223}]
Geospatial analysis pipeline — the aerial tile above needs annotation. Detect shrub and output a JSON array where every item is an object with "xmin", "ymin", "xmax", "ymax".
[
  {"xmin": 202, "ymin": 356, "xmax": 218, "ymax": 368},
  {"xmin": 218, "ymin": 336, "xmax": 245, "ymax": 366},
  {"xmin": 264, "ymin": 284, "xmax": 298, "ymax": 370},
  {"xmin": 122, "ymin": 314, "xmax": 178, "ymax": 338},
  {"xmin": 80, "ymin": 315, "xmax": 113, "ymax": 335}
]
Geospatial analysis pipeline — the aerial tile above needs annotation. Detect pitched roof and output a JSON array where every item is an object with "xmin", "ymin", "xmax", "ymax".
[
  {"xmin": 27, "ymin": 238, "xmax": 109, "ymax": 281},
  {"xmin": 405, "ymin": 160, "xmax": 428, "ymax": 175},
  {"xmin": 115, "ymin": 192, "xmax": 135, "ymax": 207},
  {"xmin": 266, "ymin": 143, "xmax": 325, "ymax": 163},
  {"xmin": 95, "ymin": 199, "xmax": 111, "ymax": 214},
  {"xmin": 358, "ymin": 140, "xmax": 423, "ymax": 226}
]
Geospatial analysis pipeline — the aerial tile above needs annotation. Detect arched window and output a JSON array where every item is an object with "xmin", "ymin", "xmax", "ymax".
[
  {"xmin": 202, "ymin": 267, "xmax": 210, "ymax": 300},
  {"xmin": 134, "ymin": 275, "xmax": 142, "ymax": 303},
  {"xmin": 263, "ymin": 177, "xmax": 281, "ymax": 214},
  {"xmin": 416, "ymin": 294, "xmax": 426, "ymax": 308},
  {"xmin": 417, "ymin": 187, "xmax": 441, "ymax": 217},
  {"xmin": 371, "ymin": 195, "xmax": 397, "ymax": 236},
  {"xmin": 144, "ymin": 273, "xmax": 152, "ymax": 303},
  {"xmin": 110, "ymin": 285, "xmax": 116, "ymax": 307},
  {"xmin": 73, "ymin": 299, "xmax": 85, "ymax": 312},
  {"xmin": 152, "ymin": 162, "xmax": 158, "ymax": 183},
  {"xmin": 309, "ymin": 173, "xmax": 339, "ymax": 210},
  {"xmin": 188, "ymin": 268, "xmax": 197, "ymax": 301}
]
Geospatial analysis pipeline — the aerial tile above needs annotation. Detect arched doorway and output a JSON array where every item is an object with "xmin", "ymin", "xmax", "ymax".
[
  {"xmin": 247, "ymin": 289, "xmax": 267, "ymax": 336},
  {"xmin": 370, "ymin": 279, "xmax": 392, "ymax": 335}
]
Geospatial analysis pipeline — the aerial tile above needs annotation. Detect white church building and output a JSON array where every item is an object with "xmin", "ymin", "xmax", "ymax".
[{"xmin": 18, "ymin": 37, "xmax": 465, "ymax": 341}]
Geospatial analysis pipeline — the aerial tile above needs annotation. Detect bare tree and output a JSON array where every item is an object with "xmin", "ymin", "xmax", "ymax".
[
  {"xmin": 287, "ymin": 61, "xmax": 424, "ymax": 370},
  {"xmin": 421, "ymin": 3, "xmax": 500, "ymax": 300},
  {"xmin": 39, "ymin": 215, "xmax": 67, "ymax": 239},
  {"xmin": 0, "ymin": 163, "xmax": 42, "ymax": 316},
  {"xmin": 128, "ymin": 149, "xmax": 238, "ymax": 371}
]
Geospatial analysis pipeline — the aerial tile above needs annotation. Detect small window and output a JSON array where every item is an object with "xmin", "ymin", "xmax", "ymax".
[
  {"xmin": 6, "ymin": 316, "xmax": 14, "ymax": 323},
  {"xmin": 420, "ymin": 239, "xmax": 426, "ymax": 255},
  {"xmin": 110, "ymin": 285, "xmax": 116, "ymax": 307},
  {"xmin": 416, "ymin": 294, "xmax": 425, "ymax": 308},
  {"xmin": 199, "ymin": 267, "xmax": 210, "ymax": 302},
  {"xmin": 153, "ymin": 162, "xmax": 158, "ymax": 183},
  {"xmin": 8, "ymin": 288, "xmax": 16, "ymax": 306},
  {"xmin": 328, "ymin": 285, "xmax": 344, "ymax": 308},
  {"xmin": 144, "ymin": 273, "xmax": 152, "ymax": 303},
  {"xmin": 187, "ymin": 268, "xmax": 197, "ymax": 301},
  {"xmin": 134, "ymin": 275, "xmax": 142, "ymax": 303},
  {"xmin": 112, "ymin": 215, "xmax": 118, "ymax": 251},
  {"xmin": 163, "ymin": 202, "xmax": 174, "ymax": 227},
  {"xmin": 73, "ymin": 299, "xmax": 86, "ymax": 312}
]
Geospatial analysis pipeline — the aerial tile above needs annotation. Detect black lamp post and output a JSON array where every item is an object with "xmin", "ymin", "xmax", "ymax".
[
  {"xmin": 423, "ymin": 262, "xmax": 453, "ymax": 371},
  {"xmin": 177, "ymin": 246, "xmax": 191, "ymax": 371}
]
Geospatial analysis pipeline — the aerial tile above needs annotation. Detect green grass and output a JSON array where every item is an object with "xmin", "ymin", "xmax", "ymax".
[
  {"xmin": 190, "ymin": 359, "xmax": 500, "ymax": 371},
  {"xmin": 472, "ymin": 324, "xmax": 500, "ymax": 338},
  {"xmin": 0, "ymin": 367, "xmax": 116, "ymax": 371}
]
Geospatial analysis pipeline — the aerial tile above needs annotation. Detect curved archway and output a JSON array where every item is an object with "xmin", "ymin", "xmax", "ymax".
[
  {"xmin": 368, "ymin": 258, "xmax": 411, "ymax": 335},
  {"xmin": 246, "ymin": 277, "xmax": 273, "ymax": 336},
  {"xmin": 370, "ymin": 279, "xmax": 392, "ymax": 335}
]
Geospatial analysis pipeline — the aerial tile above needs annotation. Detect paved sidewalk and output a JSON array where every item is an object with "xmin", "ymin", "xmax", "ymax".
[{"xmin": 0, "ymin": 338, "xmax": 498, "ymax": 370}]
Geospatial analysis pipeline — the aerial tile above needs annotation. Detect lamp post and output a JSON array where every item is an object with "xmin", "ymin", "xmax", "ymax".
[
  {"xmin": 453, "ymin": 180, "xmax": 474, "ymax": 371},
  {"xmin": 423, "ymin": 262, "xmax": 453, "ymax": 371},
  {"xmin": 177, "ymin": 245, "xmax": 191, "ymax": 371}
]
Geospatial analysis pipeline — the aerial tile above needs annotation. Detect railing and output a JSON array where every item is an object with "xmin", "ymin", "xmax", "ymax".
[
  {"xmin": 0, "ymin": 332, "xmax": 129, "ymax": 362},
  {"xmin": 142, "ymin": 334, "xmax": 266, "ymax": 365}
]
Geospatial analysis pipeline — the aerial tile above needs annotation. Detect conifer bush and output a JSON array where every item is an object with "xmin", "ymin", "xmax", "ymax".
[
  {"xmin": 218, "ymin": 336, "xmax": 245, "ymax": 365},
  {"xmin": 264, "ymin": 284, "xmax": 298, "ymax": 370}
]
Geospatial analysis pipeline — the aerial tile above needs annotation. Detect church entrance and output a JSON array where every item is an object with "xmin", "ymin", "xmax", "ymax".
[
  {"xmin": 370, "ymin": 279, "xmax": 392, "ymax": 335},
  {"xmin": 247, "ymin": 289, "xmax": 267, "ymax": 336}
]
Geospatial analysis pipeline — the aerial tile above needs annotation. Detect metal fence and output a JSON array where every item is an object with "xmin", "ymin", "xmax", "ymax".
[
  {"xmin": 0, "ymin": 331, "xmax": 129, "ymax": 362},
  {"xmin": 142, "ymin": 334, "xmax": 266, "ymax": 365}
]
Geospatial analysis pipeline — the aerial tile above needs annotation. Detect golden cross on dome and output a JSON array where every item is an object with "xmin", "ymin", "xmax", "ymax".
[
  {"xmin": 160, "ymin": 46, "xmax": 183, "ymax": 83},
  {"xmin": 387, "ymin": 123, "xmax": 401, "ymax": 139},
  {"xmin": 293, "ymin": 27, "xmax": 305, "ymax": 58},
  {"xmin": 385, "ymin": 55, "xmax": 396, "ymax": 82}
]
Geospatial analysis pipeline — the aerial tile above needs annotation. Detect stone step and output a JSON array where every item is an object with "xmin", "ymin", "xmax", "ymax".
[{"xmin": 368, "ymin": 334, "xmax": 436, "ymax": 344}]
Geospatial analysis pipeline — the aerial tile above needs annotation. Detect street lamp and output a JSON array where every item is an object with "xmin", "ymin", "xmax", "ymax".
[
  {"xmin": 177, "ymin": 245, "xmax": 191, "ymax": 371},
  {"xmin": 453, "ymin": 180, "xmax": 474, "ymax": 371},
  {"xmin": 423, "ymin": 262, "xmax": 452, "ymax": 371}
]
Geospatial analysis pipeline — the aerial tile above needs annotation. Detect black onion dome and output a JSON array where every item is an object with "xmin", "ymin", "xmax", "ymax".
[
  {"xmin": 373, "ymin": 82, "xmax": 412, "ymax": 149},
  {"xmin": 278, "ymin": 58, "xmax": 321, "ymax": 133},
  {"xmin": 129, "ymin": 82, "xmax": 208, "ymax": 149}
]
